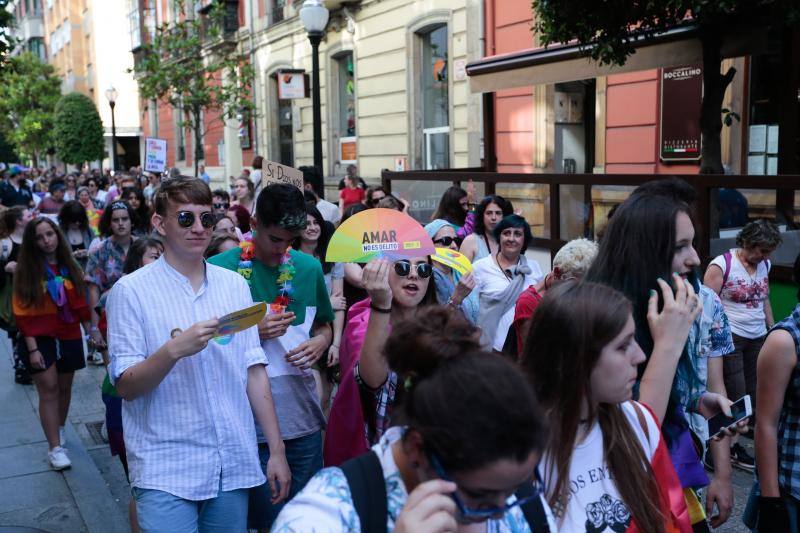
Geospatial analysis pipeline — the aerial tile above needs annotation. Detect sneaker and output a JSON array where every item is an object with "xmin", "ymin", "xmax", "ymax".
[
  {"xmin": 703, "ymin": 451, "xmax": 714, "ymax": 473},
  {"xmin": 87, "ymin": 350, "xmax": 104, "ymax": 366},
  {"xmin": 731, "ymin": 443, "xmax": 756, "ymax": 471},
  {"xmin": 48, "ymin": 446, "xmax": 71, "ymax": 470},
  {"xmin": 59, "ymin": 426, "xmax": 65, "ymax": 447}
]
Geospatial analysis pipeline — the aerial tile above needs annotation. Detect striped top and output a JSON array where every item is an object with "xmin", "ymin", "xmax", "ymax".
[{"xmin": 106, "ymin": 256, "xmax": 267, "ymax": 500}]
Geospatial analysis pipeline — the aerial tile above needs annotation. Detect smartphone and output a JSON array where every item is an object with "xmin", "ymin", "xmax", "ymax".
[{"xmin": 707, "ymin": 395, "xmax": 751, "ymax": 441}]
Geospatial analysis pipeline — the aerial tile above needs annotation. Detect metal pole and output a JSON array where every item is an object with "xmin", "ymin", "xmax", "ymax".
[
  {"xmin": 309, "ymin": 31, "xmax": 323, "ymax": 176},
  {"xmin": 110, "ymin": 101, "xmax": 118, "ymax": 172}
]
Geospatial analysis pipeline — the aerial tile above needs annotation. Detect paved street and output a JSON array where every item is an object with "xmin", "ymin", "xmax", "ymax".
[
  {"xmin": 0, "ymin": 335, "xmax": 128, "ymax": 532},
  {"xmin": 0, "ymin": 331, "xmax": 758, "ymax": 532}
]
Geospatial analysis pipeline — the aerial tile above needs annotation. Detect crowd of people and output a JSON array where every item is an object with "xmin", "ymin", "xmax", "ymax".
[{"xmin": 0, "ymin": 160, "xmax": 798, "ymax": 532}]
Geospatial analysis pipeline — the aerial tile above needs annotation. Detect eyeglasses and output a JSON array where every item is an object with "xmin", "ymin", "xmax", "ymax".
[
  {"xmin": 393, "ymin": 260, "xmax": 433, "ymax": 279},
  {"xmin": 175, "ymin": 210, "xmax": 215, "ymax": 229},
  {"xmin": 433, "ymin": 236, "xmax": 456, "ymax": 247},
  {"xmin": 428, "ymin": 452, "xmax": 543, "ymax": 521},
  {"xmin": 213, "ymin": 202, "xmax": 230, "ymax": 210}
]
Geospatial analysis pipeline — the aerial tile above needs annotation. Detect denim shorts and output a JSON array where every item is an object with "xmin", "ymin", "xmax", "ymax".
[{"xmin": 133, "ymin": 481, "xmax": 248, "ymax": 533}]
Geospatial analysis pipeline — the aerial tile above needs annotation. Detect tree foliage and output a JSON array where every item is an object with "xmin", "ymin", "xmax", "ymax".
[
  {"xmin": 0, "ymin": 52, "xmax": 61, "ymax": 165},
  {"xmin": 0, "ymin": 0, "xmax": 17, "ymax": 72},
  {"xmin": 531, "ymin": 0, "xmax": 800, "ymax": 173},
  {"xmin": 130, "ymin": 0, "xmax": 255, "ymax": 176},
  {"xmin": 54, "ymin": 92, "xmax": 105, "ymax": 165}
]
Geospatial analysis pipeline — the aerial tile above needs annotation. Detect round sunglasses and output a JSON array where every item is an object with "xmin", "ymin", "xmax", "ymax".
[
  {"xmin": 393, "ymin": 260, "xmax": 433, "ymax": 279},
  {"xmin": 176, "ymin": 210, "xmax": 215, "ymax": 229}
]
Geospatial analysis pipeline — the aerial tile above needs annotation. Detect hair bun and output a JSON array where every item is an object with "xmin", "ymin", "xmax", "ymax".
[{"xmin": 385, "ymin": 306, "xmax": 479, "ymax": 384}]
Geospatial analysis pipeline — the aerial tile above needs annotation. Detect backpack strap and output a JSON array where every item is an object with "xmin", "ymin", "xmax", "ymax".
[
  {"xmin": 341, "ymin": 451, "xmax": 388, "ymax": 533},
  {"xmin": 722, "ymin": 251, "xmax": 732, "ymax": 288},
  {"xmin": 516, "ymin": 481, "xmax": 551, "ymax": 532}
]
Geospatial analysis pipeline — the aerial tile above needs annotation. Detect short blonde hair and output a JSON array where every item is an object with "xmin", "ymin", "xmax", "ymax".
[{"xmin": 553, "ymin": 238, "xmax": 598, "ymax": 279}]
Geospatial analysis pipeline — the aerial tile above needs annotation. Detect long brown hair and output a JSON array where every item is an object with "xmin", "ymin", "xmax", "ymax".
[
  {"xmin": 520, "ymin": 281, "xmax": 665, "ymax": 532},
  {"xmin": 13, "ymin": 217, "xmax": 86, "ymax": 309}
]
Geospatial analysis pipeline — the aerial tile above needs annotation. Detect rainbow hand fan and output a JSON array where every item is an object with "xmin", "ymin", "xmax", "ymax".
[
  {"xmin": 326, "ymin": 208, "xmax": 435, "ymax": 263},
  {"xmin": 432, "ymin": 248, "xmax": 472, "ymax": 275}
]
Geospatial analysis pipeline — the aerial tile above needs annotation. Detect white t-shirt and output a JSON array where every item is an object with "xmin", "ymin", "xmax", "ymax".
[
  {"xmin": 473, "ymin": 255, "xmax": 542, "ymax": 351},
  {"xmin": 317, "ymin": 198, "xmax": 341, "ymax": 225},
  {"xmin": 710, "ymin": 249, "xmax": 770, "ymax": 338},
  {"xmin": 539, "ymin": 401, "xmax": 660, "ymax": 532}
]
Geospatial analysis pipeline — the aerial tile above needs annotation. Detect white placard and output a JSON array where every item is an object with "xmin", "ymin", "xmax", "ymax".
[
  {"xmin": 144, "ymin": 137, "xmax": 167, "ymax": 173},
  {"xmin": 767, "ymin": 156, "xmax": 779, "ymax": 175},
  {"xmin": 748, "ymin": 124, "xmax": 767, "ymax": 153},
  {"xmin": 261, "ymin": 159, "xmax": 304, "ymax": 190},
  {"xmin": 453, "ymin": 59, "xmax": 467, "ymax": 81},
  {"xmin": 747, "ymin": 154, "xmax": 765, "ymax": 175},
  {"xmin": 767, "ymin": 125, "xmax": 779, "ymax": 154},
  {"xmin": 278, "ymin": 72, "xmax": 306, "ymax": 100}
]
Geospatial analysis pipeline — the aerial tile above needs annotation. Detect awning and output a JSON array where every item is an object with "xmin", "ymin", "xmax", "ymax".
[{"xmin": 467, "ymin": 24, "xmax": 765, "ymax": 93}]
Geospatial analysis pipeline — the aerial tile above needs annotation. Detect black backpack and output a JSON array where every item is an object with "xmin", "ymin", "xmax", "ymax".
[{"xmin": 341, "ymin": 451, "xmax": 551, "ymax": 533}]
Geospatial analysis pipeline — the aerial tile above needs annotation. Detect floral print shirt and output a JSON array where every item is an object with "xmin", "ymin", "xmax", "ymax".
[
  {"xmin": 273, "ymin": 426, "xmax": 556, "ymax": 532},
  {"xmin": 683, "ymin": 284, "xmax": 734, "ymax": 442},
  {"xmin": 85, "ymin": 238, "xmax": 129, "ymax": 294}
]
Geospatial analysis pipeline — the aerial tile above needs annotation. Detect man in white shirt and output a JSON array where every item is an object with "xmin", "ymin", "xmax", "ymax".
[{"xmin": 106, "ymin": 176, "xmax": 290, "ymax": 531}]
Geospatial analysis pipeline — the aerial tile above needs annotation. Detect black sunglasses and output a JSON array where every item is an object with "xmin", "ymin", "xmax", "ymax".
[
  {"xmin": 213, "ymin": 202, "xmax": 230, "ymax": 210},
  {"xmin": 394, "ymin": 260, "xmax": 433, "ymax": 279},
  {"xmin": 433, "ymin": 236, "xmax": 456, "ymax": 247},
  {"xmin": 176, "ymin": 211, "xmax": 215, "ymax": 229}
]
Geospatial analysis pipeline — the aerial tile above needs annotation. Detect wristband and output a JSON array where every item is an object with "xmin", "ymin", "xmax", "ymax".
[
  {"xmin": 90, "ymin": 326, "xmax": 100, "ymax": 332},
  {"xmin": 370, "ymin": 302, "xmax": 392, "ymax": 314},
  {"xmin": 29, "ymin": 348, "xmax": 39, "ymax": 354}
]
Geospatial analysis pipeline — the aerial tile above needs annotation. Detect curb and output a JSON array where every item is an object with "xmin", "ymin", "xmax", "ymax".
[{"xmin": 61, "ymin": 424, "xmax": 128, "ymax": 533}]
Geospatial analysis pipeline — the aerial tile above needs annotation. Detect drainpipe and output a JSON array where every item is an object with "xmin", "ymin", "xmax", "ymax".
[{"xmin": 248, "ymin": 0, "xmax": 259, "ymax": 156}]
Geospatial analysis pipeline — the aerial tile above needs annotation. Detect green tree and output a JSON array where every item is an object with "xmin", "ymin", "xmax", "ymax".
[
  {"xmin": 130, "ymin": 0, "xmax": 255, "ymax": 177},
  {"xmin": 0, "ymin": 52, "xmax": 61, "ymax": 165},
  {"xmin": 0, "ymin": 0, "xmax": 17, "ymax": 72},
  {"xmin": 531, "ymin": 0, "xmax": 800, "ymax": 174},
  {"xmin": 54, "ymin": 92, "xmax": 105, "ymax": 166}
]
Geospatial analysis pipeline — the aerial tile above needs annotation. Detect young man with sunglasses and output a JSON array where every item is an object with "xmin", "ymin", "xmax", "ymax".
[
  {"xmin": 106, "ymin": 177, "xmax": 290, "ymax": 532},
  {"xmin": 211, "ymin": 189, "xmax": 230, "ymax": 216},
  {"xmin": 208, "ymin": 183, "xmax": 333, "ymax": 531}
]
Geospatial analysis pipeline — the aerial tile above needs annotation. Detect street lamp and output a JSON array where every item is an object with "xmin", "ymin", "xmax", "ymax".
[
  {"xmin": 300, "ymin": 0, "xmax": 329, "ymax": 176},
  {"xmin": 105, "ymin": 86, "xmax": 119, "ymax": 172}
]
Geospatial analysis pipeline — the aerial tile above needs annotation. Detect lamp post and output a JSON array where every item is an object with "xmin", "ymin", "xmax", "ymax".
[
  {"xmin": 105, "ymin": 86, "xmax": 119, "ymax": 172},
  {"xmin": 300, "ymin": 0, "xmax": 329, "ymax": 177}
]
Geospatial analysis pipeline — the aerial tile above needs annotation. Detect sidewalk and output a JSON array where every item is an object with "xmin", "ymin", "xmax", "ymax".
[{"xmin": 0, "ymin": 336, "xmax": 128, "ymax": 533}]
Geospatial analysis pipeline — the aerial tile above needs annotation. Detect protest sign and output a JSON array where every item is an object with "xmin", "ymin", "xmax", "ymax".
[
  {"xmin": 261, "ymin": 159, "xmax": 304, "ymax": 190},
  {"xmin": 144, "ymin": 137, "xmax": 167, "ymax": 173}
]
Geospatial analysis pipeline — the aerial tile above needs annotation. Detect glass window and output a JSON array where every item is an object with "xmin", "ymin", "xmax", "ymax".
[
  {"xmin": 272, "ymin": 0, "xmax": 285, "ymax": 24},
  {"xmin": 337, "ymin": 52, "xmax": 355, "ymax": 137},
  {"xmin": 420, "ymin": 25, "xmax": 449, "ymax": 169},
  {"xmin": 129, "ymin": 0, "xmax": 142, "ymax": 50},
  {"xmin": 278, "ymin": 97, "xmax": 293, "ymax": 166}
]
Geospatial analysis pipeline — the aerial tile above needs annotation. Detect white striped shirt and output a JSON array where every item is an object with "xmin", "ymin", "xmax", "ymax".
[{"xmin": 107, "ymin": 256, "xmax": 267, "ymax": 500}]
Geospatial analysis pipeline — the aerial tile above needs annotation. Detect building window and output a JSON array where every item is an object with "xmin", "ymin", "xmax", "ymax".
[
  {"xmin": 336, "ymin": 52, "xmax": 356, "ymax": 137},
  {"xmin": 271, "ymin": 0, "xmax": 285, "ymax": 25},
  {"xmin": 419, "ymin": 24, "xmax": 449, "ymax": 169},
  {"xmin": 129, "ymin": 0, "xmax": 142, "ymax": 50}
]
